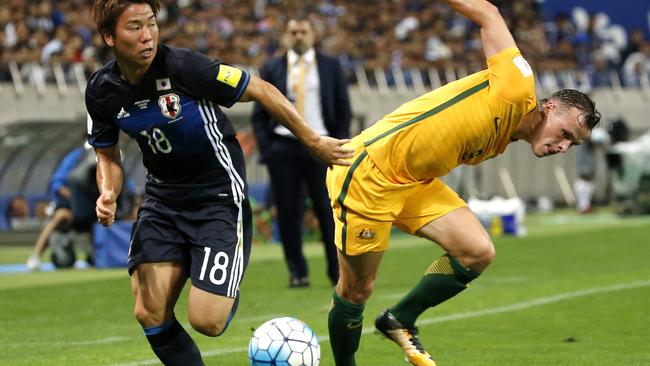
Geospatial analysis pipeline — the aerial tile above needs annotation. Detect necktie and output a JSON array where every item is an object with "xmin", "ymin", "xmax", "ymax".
[{"xmin": 293, "ymin": 56, "xmax": 307, "ymax": 117}]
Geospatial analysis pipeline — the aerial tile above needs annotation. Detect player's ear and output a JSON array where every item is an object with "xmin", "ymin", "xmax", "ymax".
[
  {"xmin": 102, "ymin": 32, "xmax": 115, "ymax": 47},
  {"xmin": 541, "ymin": 99, "xmax": 555, "ymax": 115}
]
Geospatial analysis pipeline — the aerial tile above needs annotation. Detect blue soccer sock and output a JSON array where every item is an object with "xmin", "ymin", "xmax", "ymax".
[{"xmin": 144, "ymin": 315, "xmax": 204, "ymax": 366}]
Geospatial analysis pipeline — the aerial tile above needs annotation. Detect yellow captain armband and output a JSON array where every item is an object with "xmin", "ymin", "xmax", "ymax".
[{"xmin": 216, "ymin": 65, "xmax": 242, "ymax": 88}]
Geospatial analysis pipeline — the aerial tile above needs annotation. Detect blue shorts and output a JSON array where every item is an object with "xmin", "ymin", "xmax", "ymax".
[{"xmin": 127, "ymin": 197, "xmax": 252, "ymax": 298}]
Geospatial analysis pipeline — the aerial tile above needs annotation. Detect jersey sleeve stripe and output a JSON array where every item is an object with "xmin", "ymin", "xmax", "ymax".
[{"xmin": 224, "ymin": 71, "xmax": 250, "ymax": 108}]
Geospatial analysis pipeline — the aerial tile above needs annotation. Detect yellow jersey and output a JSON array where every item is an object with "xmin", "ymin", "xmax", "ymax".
[{"xmin": 354, "ymin": 47, "xmax": 537, "ymax": 182}]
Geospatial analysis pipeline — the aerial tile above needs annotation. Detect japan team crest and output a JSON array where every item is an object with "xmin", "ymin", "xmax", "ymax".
[{"xmin": 158, "ymin": 93, "xmax": 181, "ymax": 119}]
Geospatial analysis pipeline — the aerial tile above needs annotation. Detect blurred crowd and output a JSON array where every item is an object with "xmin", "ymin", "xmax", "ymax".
[{"xmin": 0, "ymin": 0, "xmax": 648, "ymax": 87}]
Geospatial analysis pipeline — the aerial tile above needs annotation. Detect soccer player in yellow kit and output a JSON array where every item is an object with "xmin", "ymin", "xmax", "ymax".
[{"xmin": 325, "ymin": 1, "xmax": 600, "ymax": 366}]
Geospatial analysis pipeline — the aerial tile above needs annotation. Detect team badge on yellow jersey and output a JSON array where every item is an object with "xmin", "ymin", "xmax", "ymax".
[{"xmin": 357, "ymin": 228, "xmax": 376, "ymax": 240}]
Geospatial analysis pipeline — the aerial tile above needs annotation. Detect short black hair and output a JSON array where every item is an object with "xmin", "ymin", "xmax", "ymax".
[
  {"xmin": 544, "ymin": 89, "xmax": 601, "ymax": 129},
  {"xmin": 92, "ymin": 0, "xmax": 160, "ymax": 38}
]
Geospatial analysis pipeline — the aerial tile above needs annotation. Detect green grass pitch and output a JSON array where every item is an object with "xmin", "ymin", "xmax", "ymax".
[{"xmin": 1, "ymin": 212, "xmax": 649, "ymax": 365}]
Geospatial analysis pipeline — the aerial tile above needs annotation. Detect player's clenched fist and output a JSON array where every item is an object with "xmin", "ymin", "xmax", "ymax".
[{"xmin": 96, "ymin": 190, "xmax": 117, "ymax": 227}]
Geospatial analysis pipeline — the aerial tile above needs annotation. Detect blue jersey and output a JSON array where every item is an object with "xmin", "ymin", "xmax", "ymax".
[
  {"xmin": 49, "ymin": 146, "xmax": 84, "ymax": 201},
  {"xmin": 85, "ymin": 45, "xmax": 251, "ymax": 204}
]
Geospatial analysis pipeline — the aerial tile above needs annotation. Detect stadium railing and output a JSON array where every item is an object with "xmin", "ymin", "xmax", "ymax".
[
  {"xmin": 0, "ymin": 61, "xmax": 648, "ymax": 211},
  {"xmin": 3, "ymin": 60, "xmax": 650, "ymax": 101}
]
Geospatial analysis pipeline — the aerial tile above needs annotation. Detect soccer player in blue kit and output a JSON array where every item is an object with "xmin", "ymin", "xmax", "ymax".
[{"xmin": 86, "ymin": 1, "xmax": 353, "ymax": 365}]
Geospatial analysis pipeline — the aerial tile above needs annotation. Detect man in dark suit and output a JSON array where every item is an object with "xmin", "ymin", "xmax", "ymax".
[{"xmin": 252, "ymin": 15, "xmax": 352, "ymax": 288}]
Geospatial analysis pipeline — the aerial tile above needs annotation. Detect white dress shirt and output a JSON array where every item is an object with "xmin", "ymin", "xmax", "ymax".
[{"xmin": 274, "ymin": 48, "xmax": 328, "ymax": 137}]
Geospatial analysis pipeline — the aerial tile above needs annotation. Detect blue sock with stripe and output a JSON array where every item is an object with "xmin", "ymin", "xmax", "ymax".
[{"xmin": 144, "ymin": 315, "xmax": 204, "ymax": 366}]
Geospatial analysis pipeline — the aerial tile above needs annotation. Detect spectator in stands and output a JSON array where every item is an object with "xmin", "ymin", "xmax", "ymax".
[
  {"xmin": 620, "ymin": 28, "xmax": 647, "ymax": 64},
  {"xmin": 585, "ymin": 51, "xmax": 613, "ymax": 88},
  {"xmin": 0, "ymin": 0, "xmax": 643, "ymax": 88},
  {"xmin": 545, "ymin": 13, "xmax": 575, "ymax": 50},
  {"xmin": 9, "ymin": 195, "xmax": 29, "ymax": 221},
  {"xmin": 0, "ymin": 4, "xmax": 17, "ymax": 48},
  {"xmin": 622, "ymin": 41, "xmax": 650, "ymax": 88},
  {"xmin": 252, "ymin": 15, "xmax": 351, "ymax": 288}
]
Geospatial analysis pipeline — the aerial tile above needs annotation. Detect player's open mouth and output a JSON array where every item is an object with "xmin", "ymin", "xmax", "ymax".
[
  {"xmin": 546, "ymin": 146, "xmax": 555, "ymax": 155},
  {"xmin": 141, "ymin": 48, "xmax": 153, "ymax": 57}
]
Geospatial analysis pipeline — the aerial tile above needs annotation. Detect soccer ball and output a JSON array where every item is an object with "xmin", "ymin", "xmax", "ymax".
[{"xmin": 248, "ymin": 317, "xmax": 320, "ymax": 366}]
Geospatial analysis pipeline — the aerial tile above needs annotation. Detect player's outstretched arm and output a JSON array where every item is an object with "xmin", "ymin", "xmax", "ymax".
[
  {"xmin": 240, "ymin": 75, "xmax": 353, "ymax": 166},
  {"xmin": 442, "ymin": 0, "xmax": 516, "ymax": 58},
  {"xmin": 94, "ymin": 146, "xmax": 124, "ymax": 227}
]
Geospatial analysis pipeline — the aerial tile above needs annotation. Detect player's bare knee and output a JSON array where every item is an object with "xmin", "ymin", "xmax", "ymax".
[
  {"xmin": 190, "ymin": 317, "xmax": 228, "ymax": 337},
  {"xmin": 338, "ymin": 280, "xmax": 374, "ymax": 304},
  {"xmin": 475, "ymin": 239, "xmax": 495, "ymax": 265},
  {"xmin": 482, "ymin": 242, "xmax": 496, "ymax": 264},
  {"xmin": 455, "ymin": 238, "xmax": 495, "ymax": 271},
  {"xmin": 134, "ymin": 305, "xmax": 167, "ymax": 328}
]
